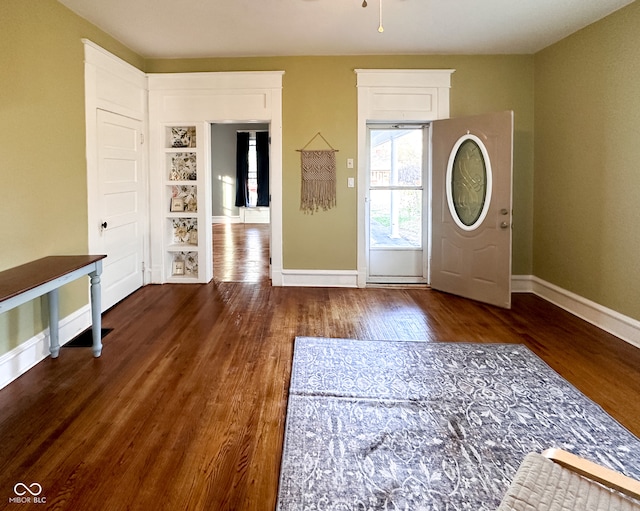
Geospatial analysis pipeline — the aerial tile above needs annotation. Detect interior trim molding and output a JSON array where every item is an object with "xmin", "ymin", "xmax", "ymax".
[
  {"xmin": 511, "ymin": 274, "xmax": 534, "ymax": 293},
  {"xmin": 0, "ymin": 306, "xmax": 91, "ymax": 391},
  {"xmin": 513, "ymin": 275, "xmax": 640, "ymax": 349},
  {"xmin": 147, "ymin": 70, "xmax": 284, "ymax": 285},
  {"xmin": 83, "ymin": 39, "xmax": 150, "ymax": 298},
  {"xmin": 280, "ymin": 270, "xmax": 359, "ymax": 288},
  {"xmin": 355, "ymin": 69, "xmax": 454, "ymax": 288}
]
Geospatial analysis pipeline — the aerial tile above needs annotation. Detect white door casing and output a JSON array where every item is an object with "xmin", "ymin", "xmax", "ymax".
[
  {"xmin": 96, "ymin": 110, "xmax": 146, "ymax": 310},
  {"xmin": 356, "ymin": 69, "xmax": 454, "ymax": 287},
  {"xmin": 84, "ymin": 40, "xmax": 149, "ymax": 311},
  {"xmin": 147, "ymin": 71, "xmax": 284, "ymax": 285},
  {"xmin": 430, "ymin": 111, "xmax": 514, "ymax": 308}
]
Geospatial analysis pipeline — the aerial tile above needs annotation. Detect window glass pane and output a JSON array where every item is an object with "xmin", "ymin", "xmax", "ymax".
[
  {"xmin": 451, "ymin": 139, "xmax": 487, "ymax": 226},
  {"xmin": 370, "ymin": 130, "xmax": 422, "ymax": 187},
  {"xmin": 248, "ymin": 135, "xmax": 257, "ymax": 207},
  {"xmin": 369, "ymin": 189, "xmax": 422, "ymax": 248}
]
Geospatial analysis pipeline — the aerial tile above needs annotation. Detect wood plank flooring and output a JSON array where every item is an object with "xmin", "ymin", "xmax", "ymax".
[{"xmin": 0, "ymin": 223, "xmax": 638, "ymax": 510}]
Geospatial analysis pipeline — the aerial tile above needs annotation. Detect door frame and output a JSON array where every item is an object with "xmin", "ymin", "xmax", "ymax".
[
  {"xmin": 147, "ymin": 71, "xmax": 284, "ymax": 285},
  {"xmin": 84, "ymin": 40, "xmax": 150, "ymax": 303},
  {"xmin": 355, "ymin": 69, "xmax": 454, "ymax": 287},
  {"xmin": 365, "ymin": 124, "xmax": 430, "ymax": 284}
]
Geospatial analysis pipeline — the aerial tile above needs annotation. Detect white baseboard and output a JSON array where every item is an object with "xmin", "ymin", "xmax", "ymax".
[
  {"xmin": 239, "ymin": 207, "xmax": 270, "ymax": 224},
  {"xmin": 0, "ymin": 305, "xmax": 92, "ymax": 391},
  {"xmin": 212, "ymin": 215, "xmax": 240, "ymax": 224},
  {"xmin": 149, "ymin": 264, "xmax": 163, "ymax": 284},
  {"xmin": 511, "ymin": 274, "xmax": 534, "ymax": 293},
  {"xmin": 280, "ymin": 270, "xmax": 359, "ymax": 288},
  {"xmin": 212, "ymin": 208, "xmax": 270, "ymax": 225},
  {"xmin": 513, "ymin": 275, "xmax": 640, "ymax": 349}
]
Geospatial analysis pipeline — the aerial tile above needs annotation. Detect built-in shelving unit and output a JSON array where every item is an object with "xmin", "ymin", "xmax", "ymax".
[{"xmin": 163, "ymin": 125, "xmax": 210, "ymax": 283}]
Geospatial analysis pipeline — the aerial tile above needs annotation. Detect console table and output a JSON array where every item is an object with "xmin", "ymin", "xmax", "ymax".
[{"xmin": 0, "ymin": 255, "xmax": 107, "ymax": 358}]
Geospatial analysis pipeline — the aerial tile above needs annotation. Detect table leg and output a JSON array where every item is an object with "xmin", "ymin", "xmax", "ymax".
[
  {"xmin": 90, "ymin": 267, "xmax": 103, "ymax": 357},
  {"xmin": 48, "ymin": 288, "xmax": 60, "ymax": 358}
]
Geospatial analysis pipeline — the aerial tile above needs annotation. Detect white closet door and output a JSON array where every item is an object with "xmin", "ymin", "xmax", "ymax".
[{"xmin": 95, "ymin": 109, "xmax": 145, "ymax": 310}]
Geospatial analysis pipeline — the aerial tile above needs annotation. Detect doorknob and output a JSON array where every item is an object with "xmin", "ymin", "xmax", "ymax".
[
  {"xmin": 500, "ymin": 208, "xmax": 509, "ymax": 215},
  {"xmin": 500, "ymin": 221, "xmax": 510, "ymax": 229},
  {"xmin": 101, "ymin": 221, "xmax": 108, "ymax": 230}
]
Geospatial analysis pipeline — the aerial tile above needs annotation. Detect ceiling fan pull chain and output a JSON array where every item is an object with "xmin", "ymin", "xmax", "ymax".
[{"xmin": 378, "ymin": 0, "xmax": 384, "ymax": 33}]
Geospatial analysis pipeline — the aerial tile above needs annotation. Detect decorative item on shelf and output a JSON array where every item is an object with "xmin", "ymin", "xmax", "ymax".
[
  {"xmin": 170, "ymin": 197, "xmax": 185, "ymax": 212},
  {"xmin": 170, "ymin": 185, "xmax": 197, "ymax": 212},
  {"xmin": 170, "ymin": 126, "xmax": 196, "ymax": 148},
  {"xmin": 188, "ymin": 229, "xmax": 198, "ymax": 245},
  {"xmin": 297, "ymin": 132, "xmax": 339, "ymax": 214},
  {"xmin": 172, "ymin": 257, "xmax": 185, "ymax": 276},
  {"xmin": 184, "ymin": 195, "xmax": 197, "ymax": 212},
  {"xmin": 181, "ymin": 252, "xmax": 198, "ymax": 276},
  {"xmin": 170, "ymin": 153, "xmax": 197, "ymax": 181},
  {"xmin": 171, "ymin": 252, "xmax": 197, "ymax": 277},
  {"xmin": 172, "ymin": 218, "xmax": 197, "ymax": 244}
]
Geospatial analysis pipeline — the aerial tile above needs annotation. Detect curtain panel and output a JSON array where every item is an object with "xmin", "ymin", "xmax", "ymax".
[
  {"xmin": 256, "ymin": 131, "xmax": 270, "ymax": 207},
  {"xmin": 235, "ymin": 132, "xmax": 250, "ymax": 207}
]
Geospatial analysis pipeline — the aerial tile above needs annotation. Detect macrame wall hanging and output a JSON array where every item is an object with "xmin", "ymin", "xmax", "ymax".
[{"xmin": 298, "ymin": 132, "xmax": 339, "ymax": 213}]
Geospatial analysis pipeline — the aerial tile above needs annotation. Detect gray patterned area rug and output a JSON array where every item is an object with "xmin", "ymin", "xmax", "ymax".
[{"xmin": 276, "ymin": 337, "xmax": 640, "ymax": 511}]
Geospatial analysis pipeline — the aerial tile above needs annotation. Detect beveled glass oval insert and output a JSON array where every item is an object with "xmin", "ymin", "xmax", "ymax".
[{"xmin": 445, "ymin": 134, "xmax": 493, "ymax": 231}]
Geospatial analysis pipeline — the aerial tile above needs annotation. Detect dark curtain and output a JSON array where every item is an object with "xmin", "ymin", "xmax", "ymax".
[
  {"xmin": 256, "ymin": 131, "xmax": 270, "ymax": 207},
  {"xmin": 235, "ymin": 132, "xmax": 250, "ymax": 207}
]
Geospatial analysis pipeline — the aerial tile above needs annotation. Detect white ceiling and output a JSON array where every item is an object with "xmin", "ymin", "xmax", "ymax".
[{"xmin": 57, "ymin": 0, "xmax": 634, "ymax": 59}]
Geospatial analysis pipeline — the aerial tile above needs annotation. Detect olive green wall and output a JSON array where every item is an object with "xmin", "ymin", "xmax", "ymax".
[
  {"xmin": 0, "ymin": 0, "xmax": 144, "ymax": 355},
  {"xmin": 533, "ymin": 1, "xmax": 640, "ymax": 321},
  {"xmin": 146, "ymin": 55, "xmax": 534, "ymax": 272}
]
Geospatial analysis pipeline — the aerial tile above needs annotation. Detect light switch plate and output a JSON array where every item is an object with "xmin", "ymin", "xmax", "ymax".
[
  {"xmin": 347, "ymin": 158, "xmax": 354, "ymax": 169},
  {"xmin": 347, "ymin": 177, "xmax": 355, "ymax": 188}
]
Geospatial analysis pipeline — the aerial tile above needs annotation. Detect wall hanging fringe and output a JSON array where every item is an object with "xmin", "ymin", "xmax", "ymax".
[{"xmin": 297, "ymin": 133, "xmax": 339, "ymax": 213}]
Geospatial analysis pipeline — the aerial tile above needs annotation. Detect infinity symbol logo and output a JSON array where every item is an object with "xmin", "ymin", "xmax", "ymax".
[{"xmin": 14, "ymin": 482, "xmax": 42, "ymax": 496}]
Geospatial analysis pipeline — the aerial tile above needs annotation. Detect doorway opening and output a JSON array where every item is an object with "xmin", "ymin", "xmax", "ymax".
[
  {"xmin": 210, "ymin": 122, "xmax": 271, "ymax": 283},
  {"xmin": 366, "ymin": 124, "xmax": 429, "ymax": 284}
]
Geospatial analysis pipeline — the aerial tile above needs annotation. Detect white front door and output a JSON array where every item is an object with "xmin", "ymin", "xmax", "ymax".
[
  {"xmin": 367, "ymin": 126, "xmax": 428, "ymax": 284},
  {"xmin": 431, "ymin": 111, "xmax": 514, "ymax": 308},
  {"xmin": 95, "ymin": 109, "xmax": 146, "ymax": 310}
]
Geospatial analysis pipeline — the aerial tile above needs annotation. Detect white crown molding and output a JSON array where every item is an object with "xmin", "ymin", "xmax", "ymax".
[
  {"xmin": 147, "ymin": 71, "xmax": 285, "ymax": 91},
  {"xmin": 355, "ymin": 69, "xmax": 455, "ymax": 88}
]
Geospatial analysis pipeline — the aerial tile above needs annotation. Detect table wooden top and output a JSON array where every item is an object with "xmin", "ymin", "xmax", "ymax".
[{"xmin": 0, "ymin": 255, "xmax": 107, "ymax": 303}]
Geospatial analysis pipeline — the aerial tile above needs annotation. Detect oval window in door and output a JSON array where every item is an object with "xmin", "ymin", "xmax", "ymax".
[{"xmin": 445, "ymin": 134, "xmax": 493, "ymax": 231}]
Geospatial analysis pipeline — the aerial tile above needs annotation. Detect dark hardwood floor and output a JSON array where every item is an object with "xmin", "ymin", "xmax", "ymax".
[{"xmin": 1, "ymin": 223, "xmax": 639, "ymax": 510}]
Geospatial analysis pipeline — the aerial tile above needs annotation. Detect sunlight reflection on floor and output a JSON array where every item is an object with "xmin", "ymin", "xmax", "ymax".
[{"xmin": 213, "ymin": 223, "xmax": 270, "ymax": 283}]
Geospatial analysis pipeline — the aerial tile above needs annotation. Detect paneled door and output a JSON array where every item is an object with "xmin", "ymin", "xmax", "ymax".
[
  {"xmin": 95, "ymin": 109, "xmax": 146, "ymax": 310},
  {"xmin": 431, "ymin": 111, "xmax": 513, "ymax": 308}
]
